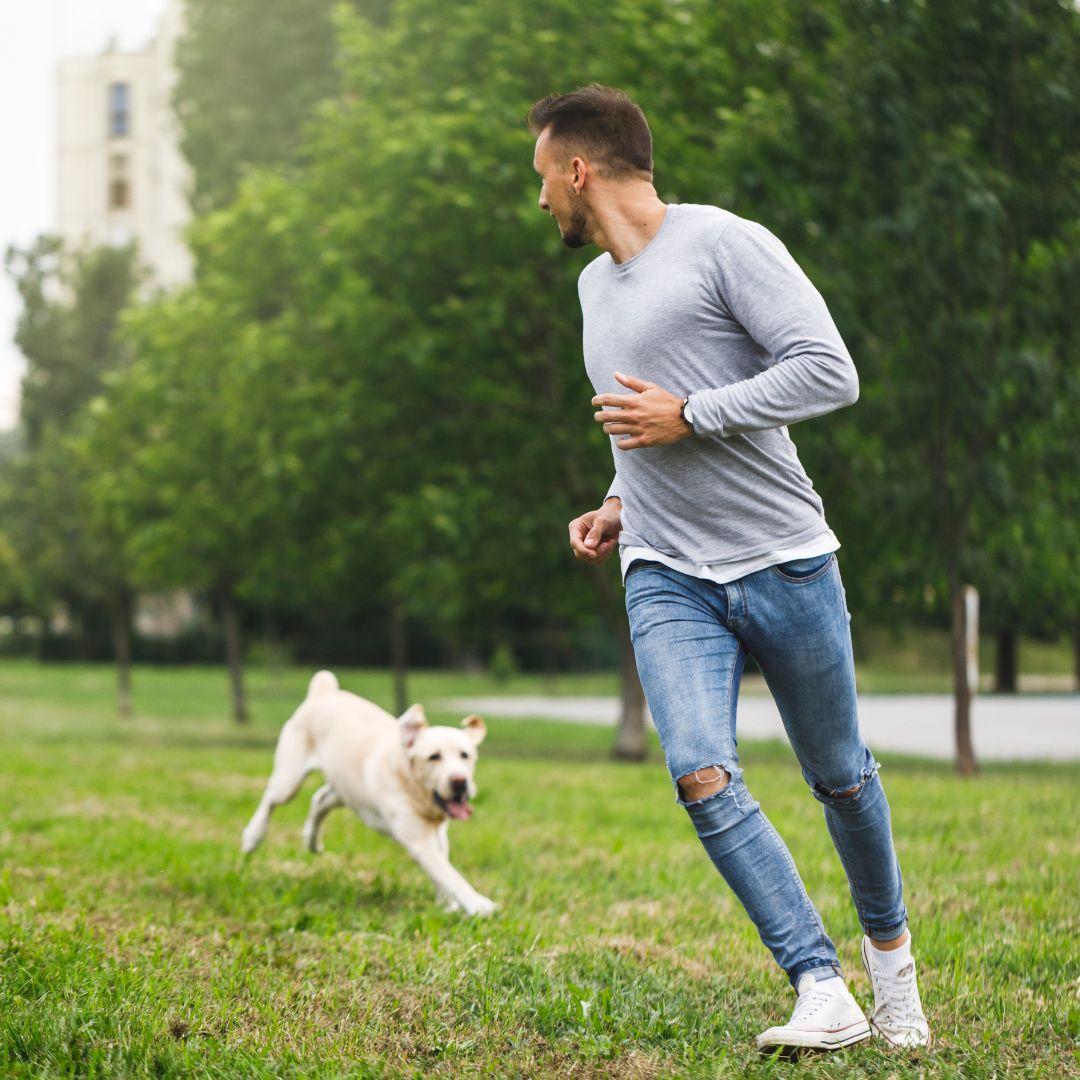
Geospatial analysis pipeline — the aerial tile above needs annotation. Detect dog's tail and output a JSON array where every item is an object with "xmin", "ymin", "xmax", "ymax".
[{"xmin": 306, "ymin": 670, "xmax": 339, "ymax": 698}]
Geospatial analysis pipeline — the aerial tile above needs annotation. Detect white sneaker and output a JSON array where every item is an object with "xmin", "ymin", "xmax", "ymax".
[
  {"xmin": 861, "ymin": 935, "xmax": 930, "ymax": 1047},
  {"xmin": 756, "ymin": 973, "xmax": 872, "ymax": 1054}
]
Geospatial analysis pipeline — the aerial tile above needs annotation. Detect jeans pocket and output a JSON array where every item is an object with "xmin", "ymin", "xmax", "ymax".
[
  {"xmin": 625, "ymin": 558, "xmax": 666, "ymax": 581},
  {"xmin": 769, "ymin": 552, "xmax": 835, "ymax": 583}
]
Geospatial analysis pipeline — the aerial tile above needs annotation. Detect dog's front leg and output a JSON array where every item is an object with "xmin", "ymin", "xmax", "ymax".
[{"xmin": 399, "ymin": 831, "xmax": 496, "ymax": 917}]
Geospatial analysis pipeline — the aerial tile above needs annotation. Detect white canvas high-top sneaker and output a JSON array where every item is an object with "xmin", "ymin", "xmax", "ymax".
[
  {"xmin": 756, "ymin": 973, "xmax": 872, "ymax": 1053},
  {"xmin": 861, "ymin": 935, "xmax": 930, "ymax": 1047}
]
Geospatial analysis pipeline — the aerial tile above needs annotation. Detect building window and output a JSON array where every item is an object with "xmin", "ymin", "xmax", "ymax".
[
  {"xmin": 109, "ymin": 154, "xmax": 130, "ymax": 210},
  {"xmin": 108, "ymin": 82, "xmax": 130, "ymax": 137}
]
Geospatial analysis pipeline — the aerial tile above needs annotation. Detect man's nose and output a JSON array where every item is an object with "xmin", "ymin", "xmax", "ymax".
[{"xmin": 538, "ymin": 193, "xmax": 549, "ymax": 213}]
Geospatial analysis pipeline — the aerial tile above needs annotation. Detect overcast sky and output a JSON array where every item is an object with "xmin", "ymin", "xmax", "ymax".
[{"xmin": 0, "ymin": 0, "xmax": 169, "ymax": 430}]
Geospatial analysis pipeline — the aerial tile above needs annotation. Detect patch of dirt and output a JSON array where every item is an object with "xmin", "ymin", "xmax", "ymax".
[{"xmin": 52, "ymin": 795, "xmax": 213, "ymax": 839}]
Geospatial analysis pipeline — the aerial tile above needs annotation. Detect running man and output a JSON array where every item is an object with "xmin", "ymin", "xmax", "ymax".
[{"xmin": 528, "ymin": 84, "xmax": 929, "ymax": 1054}]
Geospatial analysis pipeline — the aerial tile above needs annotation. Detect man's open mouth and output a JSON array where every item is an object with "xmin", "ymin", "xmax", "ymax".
[{"xmin": 434, "ymin": 792, "xmax": 473, "ymax": 821}]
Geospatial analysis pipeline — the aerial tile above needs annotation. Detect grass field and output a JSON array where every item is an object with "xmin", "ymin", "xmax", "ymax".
[{"xmin": 0, "ymin": 662, "xmax": 1077, "ymax": 1077}]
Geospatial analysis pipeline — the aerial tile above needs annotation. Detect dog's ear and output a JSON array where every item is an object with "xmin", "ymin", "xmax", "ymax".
[
  {"xmin": 398, "ymin": 703, "xmax": 428, "ymax": 749},
  {"xmin": 461, "ymin": 714, "xmax": 486, "ymax": 746}
]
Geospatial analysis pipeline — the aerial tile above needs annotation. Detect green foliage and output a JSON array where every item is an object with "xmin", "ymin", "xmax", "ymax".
[
  {"xmin": 709, "ymin": 0, "xmax": 1080, "ymax": 638},
  {"xmin": 227, "ymin": 0, "xmax": 801, "ymax": 648},
  {"xmin": 10, "ymin": 0, "xmax": 1077, "ymax": 671},
  {"xmin": 5, "ymin": 239, "xmax": 141, "ymax": 446},
  {"xmin": 0, "ymin": 241, "xmax": 141, "ymax": 622},
  {"xmin": 173, "ymin": 0, "xmax": 354, "ymax": 213}
]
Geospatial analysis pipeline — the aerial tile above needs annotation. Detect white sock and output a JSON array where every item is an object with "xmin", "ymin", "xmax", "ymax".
[
  {"xmin": 868, "ymin": 932, "xmax": 913, "ymax": 974},
  {"xmin": 797, "ymin": 971, "xmax": 845, "ymax": 995}
]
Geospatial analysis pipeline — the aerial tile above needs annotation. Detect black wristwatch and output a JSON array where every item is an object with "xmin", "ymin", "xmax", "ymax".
[{"xmin": 680, "ymin": 395, "xmax": 695, "ymax": 430}]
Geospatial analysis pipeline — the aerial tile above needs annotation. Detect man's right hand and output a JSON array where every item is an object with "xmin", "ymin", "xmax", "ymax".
[{"xmin": 568, "ymin": 498, "xmax": 622, "ymax": 565}]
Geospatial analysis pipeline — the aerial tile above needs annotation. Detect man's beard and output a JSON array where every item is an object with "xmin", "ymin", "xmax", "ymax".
[{"xmin": 561, "ymin": 206, "xmax": 590, "ymax": 249}]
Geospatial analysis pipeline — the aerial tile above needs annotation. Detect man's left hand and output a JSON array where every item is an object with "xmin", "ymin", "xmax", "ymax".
[{"xmin": 592, "ymin": 371, "xmax": 693, "ymax": 450}]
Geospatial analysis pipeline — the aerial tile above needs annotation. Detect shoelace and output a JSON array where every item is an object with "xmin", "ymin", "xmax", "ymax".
[
  {"xmin": 790, "ymin": 983, "xmax": 840, "ymax": 1025},
  {"xmin": 872, "ymin": 961, "xmax": 922, "ymax": 1025}
]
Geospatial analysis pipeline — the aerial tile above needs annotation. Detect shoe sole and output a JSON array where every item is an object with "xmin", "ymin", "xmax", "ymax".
[
  {"xmin": 756, "ymin": 1021, "xmax": 872, "ymax": 1056},
  {"xmin": 860, "ymin": 937, "xmax": 932, "ymax": 1048}
]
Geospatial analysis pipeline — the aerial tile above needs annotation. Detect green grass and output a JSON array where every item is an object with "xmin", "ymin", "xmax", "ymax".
[{"xmin": 0, "ymin": 662, "xmax": 1076, "ymax": 1077}]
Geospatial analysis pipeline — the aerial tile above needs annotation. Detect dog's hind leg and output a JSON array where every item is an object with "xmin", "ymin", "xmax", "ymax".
[
  {"xmin": 241, "ymin": 720, "xmax": 313, "ymax": 854},
  {"xmin": 302, "ymin": 784, "xmax": 344, "ymax": 853}
]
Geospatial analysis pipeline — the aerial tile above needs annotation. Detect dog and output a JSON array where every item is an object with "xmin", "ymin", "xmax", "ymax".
[{"xmin": 241, "ymin": 670, "xmax": 496, "ymax": 916}]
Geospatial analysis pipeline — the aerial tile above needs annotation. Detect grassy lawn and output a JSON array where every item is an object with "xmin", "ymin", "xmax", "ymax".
[{"xmin": 0, "ymin": 662, "xmax": 1076, "ymax": 1077}]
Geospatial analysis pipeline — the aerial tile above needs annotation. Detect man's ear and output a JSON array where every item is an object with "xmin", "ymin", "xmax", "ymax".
[
  {"xmin": 571, "ymin": 155, "xmax": 586, "ymax": 194},
  {"xmin": 461, "ymin": 714, "xmax": 486, "ymax": 746},
  {"xmin": 398, "ymin": 704, "xmax": 428, "ymax": 749}
]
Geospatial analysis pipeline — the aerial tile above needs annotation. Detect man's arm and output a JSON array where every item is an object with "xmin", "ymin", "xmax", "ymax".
[{"xmin": 687, "ymin": 217, "xmax": 859, "ymax": 439}]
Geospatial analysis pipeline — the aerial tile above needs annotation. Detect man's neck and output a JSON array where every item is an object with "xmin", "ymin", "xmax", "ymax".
[{"xmin": 591, "ymin": 188, "xmax": 669, "ymax": 264}]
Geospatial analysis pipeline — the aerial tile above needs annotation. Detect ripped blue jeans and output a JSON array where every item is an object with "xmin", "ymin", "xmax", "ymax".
[{"xmin": 625, "ymin": 552, "xmax": 907, "ymax": 987}]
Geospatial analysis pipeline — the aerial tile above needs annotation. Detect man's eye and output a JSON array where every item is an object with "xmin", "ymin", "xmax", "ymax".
[{"xmin": 428, "ymin": 752, "xmax": 442, "ymax": 762}]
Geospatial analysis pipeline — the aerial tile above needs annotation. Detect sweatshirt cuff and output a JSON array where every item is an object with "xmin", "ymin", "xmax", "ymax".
[{"xmin": 685, "ymin": 388, "xmax": 726, "ymax": 438}]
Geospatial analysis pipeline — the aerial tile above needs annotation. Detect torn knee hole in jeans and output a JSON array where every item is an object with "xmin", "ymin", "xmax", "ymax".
[
  {"xmin": 677, "ymin": 764, "xmax": 731, "ymax": 805},
  {"xmin": 813, "ymin": 763, "xmax": 880, "ymax": 802}
]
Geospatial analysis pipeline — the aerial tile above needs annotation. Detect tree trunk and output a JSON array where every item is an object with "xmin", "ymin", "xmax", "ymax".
[
  {"xmin": 220, "ymin": 585, "xmax": 248, "ymax": 724},
  {"xmin": 994, "ymin": 629, "xmax": 1018, "ymax": 693},
  {"xmin": 110, "ymin": 594, "xmax": 133, "ymax": 719},
  {"xmin": 613, "ymin": 617, "xmax": 648, "ymax": 761},
  {"xmin": 950, "ymin": 581, "xmax": 977, "ymax": 775},
  {"xmin": 390, "ymin": 595, "xmax": 408, "ymax": 716},
  {"xmin": 1073, "ymin": 622, "xmax": 1080, "ymax": 693},
  {"xmin": 589, "ymin": 562, "xmax": 648, "ymax": 760}
]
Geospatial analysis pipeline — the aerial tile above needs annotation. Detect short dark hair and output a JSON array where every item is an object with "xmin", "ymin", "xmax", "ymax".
[{"xmin": 527, "ymin": 84, "xmax": 653, "ymax": 179}]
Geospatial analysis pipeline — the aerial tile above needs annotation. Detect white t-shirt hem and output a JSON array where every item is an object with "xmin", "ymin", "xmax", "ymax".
[{"xmin": 620, "ymin": 530, "xmax": 840, "ymax": 586}]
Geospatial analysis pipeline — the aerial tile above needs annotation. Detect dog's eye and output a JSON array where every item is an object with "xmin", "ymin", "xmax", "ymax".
[
  {"xmin": 427, "ymin": 752, "xmax": 442, "ymax": 762},
  {"xmin": 460, "ymin": 751, "xmax": 469, "ymax": 759}
]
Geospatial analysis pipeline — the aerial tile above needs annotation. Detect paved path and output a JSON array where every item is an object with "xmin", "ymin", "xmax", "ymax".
[{"xmin": 442, "ymin": 688, "xmax": 1079, "ymax": 762}]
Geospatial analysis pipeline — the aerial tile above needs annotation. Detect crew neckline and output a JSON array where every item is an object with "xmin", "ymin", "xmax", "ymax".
[{"xmin": 608, "ymin": 202, "xmax": 677, "ymax": 273}]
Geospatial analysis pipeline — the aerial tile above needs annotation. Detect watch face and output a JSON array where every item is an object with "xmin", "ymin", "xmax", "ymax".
[{"xmin": 684, "ymin": 400, "xmax": 694, "ymax": 425}]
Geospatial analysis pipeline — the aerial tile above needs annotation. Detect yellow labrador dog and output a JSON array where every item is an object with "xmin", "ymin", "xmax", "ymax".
[{"xmin": 241, "ymin": 670, "xmax": 496, "ymax": 916}]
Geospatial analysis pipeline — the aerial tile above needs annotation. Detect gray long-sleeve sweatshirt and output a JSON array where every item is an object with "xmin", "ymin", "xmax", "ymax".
[{"xmin": 578, "ymin": 202, "xmax": 858, "ymax": 565}]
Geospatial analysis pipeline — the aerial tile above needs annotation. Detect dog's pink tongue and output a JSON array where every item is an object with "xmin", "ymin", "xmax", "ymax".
[{"xmin": 447, "ymin": 800, "xmax": 473, "ymax": 821}]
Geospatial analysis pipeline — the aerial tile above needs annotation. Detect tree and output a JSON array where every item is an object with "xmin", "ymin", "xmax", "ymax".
[
  {"xmin": 173, "ymin": 0, "xmax": 355, "ymax": 213},
  {"xmin": 1, "ymin": 240, "xmax": 142, "ymax": 715},
  {"xmin": 712, "ymin": 0, "xmax": 1080, "ymax": 771},
  {"xmin": 159, "ymin": 0, "xmax": 874, "ymax": 755},
  {"xmin": 5, "ymin": 239, "xmax": 141, "ymax": 446},
  {"xmin": 260, "ymin": 0, "xmax": 805, "ymax": 757},
  {"xmin": 82, "ymin": 175, "xmax": 369, "ymax": 722}
]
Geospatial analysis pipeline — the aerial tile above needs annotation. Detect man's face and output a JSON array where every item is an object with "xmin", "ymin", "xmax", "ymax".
[{"xmin": 533, "ymin": 127, "xmax": 592, "ymax": 249}]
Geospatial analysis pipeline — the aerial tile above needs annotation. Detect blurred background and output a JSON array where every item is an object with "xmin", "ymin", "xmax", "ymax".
[{"xmin": 0, "ymin": 0, "xmax": 1077, "ymax": 772}]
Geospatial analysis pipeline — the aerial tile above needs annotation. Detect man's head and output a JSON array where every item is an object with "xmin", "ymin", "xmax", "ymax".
[{"xmin": 528, "ymin": 84, "xmax": 653, "ymax": 248}]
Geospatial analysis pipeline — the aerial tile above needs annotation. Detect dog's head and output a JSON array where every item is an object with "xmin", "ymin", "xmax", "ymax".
[{"xmin": 398, "ymin": 704, "xmax": 486, "ymax": 820}]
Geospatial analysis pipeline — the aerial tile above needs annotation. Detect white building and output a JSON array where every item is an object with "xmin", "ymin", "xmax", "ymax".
[
  {"xmin": 53, "ymin": 1, "xmax": 200, "ymax": 640},
  {"xmin": 55, "ymin": 0, "xmax": 191, "ymax": 287}
]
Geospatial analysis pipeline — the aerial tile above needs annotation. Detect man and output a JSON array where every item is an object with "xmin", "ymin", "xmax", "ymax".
[{"xmin": 528, "ymin": 84, "xmax": 929, "ymax": 1054}]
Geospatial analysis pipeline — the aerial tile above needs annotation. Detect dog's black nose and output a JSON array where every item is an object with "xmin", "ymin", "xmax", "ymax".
[{"xmin": 450, "ymin": 777, "xmax": 468, "ymax": 797}]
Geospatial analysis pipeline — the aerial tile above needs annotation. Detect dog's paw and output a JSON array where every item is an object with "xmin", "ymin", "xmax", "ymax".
[
  {"xmin": 465, "ymin": 896, "xmax": 498, "ymax": 918},
  {"xmin": 240, "ymin": 829, "xmax": 260, "ymax": 855},
  {"xmin": 302, "ymin": 827, "xmax": 323, "ymax": 854}
]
